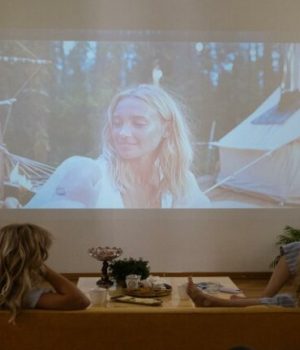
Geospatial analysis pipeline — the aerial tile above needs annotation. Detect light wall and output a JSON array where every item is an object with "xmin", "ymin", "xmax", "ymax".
[
  {"xmin": 2, "ymin": 209, "xmax": 300, "ymax": 273},
  {"xmin": 1, "ymin": 0, "xmax": 300, "ymax": 273}
]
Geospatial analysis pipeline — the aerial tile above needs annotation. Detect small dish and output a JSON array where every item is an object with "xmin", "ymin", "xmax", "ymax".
[
  {"xmin": 125, "ymin": 283, "xmax": 172, "ymax": 297},
  {"xmin": 111, "ymin": 295, "xmax": 162, "ymax": 306}
]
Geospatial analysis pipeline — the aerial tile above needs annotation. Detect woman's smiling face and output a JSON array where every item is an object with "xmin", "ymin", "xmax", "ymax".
[{"xmin": 111, "ymin": 97, "xmax": 166, "ymax": 161}]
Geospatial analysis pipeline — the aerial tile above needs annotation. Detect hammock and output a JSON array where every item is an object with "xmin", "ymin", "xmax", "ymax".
[{"xmin": 1, "ymin": 145, "xmax": 55, "ymax": 193}]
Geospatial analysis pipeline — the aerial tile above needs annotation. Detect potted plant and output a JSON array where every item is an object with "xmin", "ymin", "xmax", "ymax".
[
  {"xmin": 270, "ymin": 225, "xmax": 300, "ymax": 268},
  {"xmin": 109, "ymin": 257, "xmax": 150, "ymax": 287}
]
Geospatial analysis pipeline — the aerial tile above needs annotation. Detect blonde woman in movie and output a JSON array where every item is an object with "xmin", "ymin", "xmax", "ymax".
[
  {"xmin": 0, "ymin": 223, "xmax": 90, "ymax": 323},
  {"xmin": 25, "ymin": 84, "xmax": 210, "ymax": 208}
]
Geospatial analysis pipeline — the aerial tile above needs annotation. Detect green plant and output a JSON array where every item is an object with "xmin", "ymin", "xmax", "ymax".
[
  {"xmin": 270, "ymin": 225, "xmax": 300, "ymax": 268},
  {"xmin": 109, "ymin": 257, "xmax": 150, "ymax": 284},
  {"xmin": 276, "ymin": 225, "xmax": 300, "ymax": 245}
]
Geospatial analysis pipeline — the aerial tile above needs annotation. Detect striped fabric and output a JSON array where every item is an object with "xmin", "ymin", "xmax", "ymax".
[
  {"xmin": 261, "ymin": 293, "xmax": 296, "ymax": 307},
  {"xmin": 260, "ymin": 242, "xmax": 300, "ymax": 308},
  {"xmin": 280, "ymin": 241, "xmax": 300, "ymax": 275}
]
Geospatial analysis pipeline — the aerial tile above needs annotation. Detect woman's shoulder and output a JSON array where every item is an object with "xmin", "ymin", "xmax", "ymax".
[
  {"xmin": 280, "ymin": 241, "xmax": 300, "ymax": 275},
  {"xmin": 280, "ymin": 241, "xmax": 300, "ymax": 254},
  {"xmin": 25, "ymin": 156, "xmax": 104, "ymax": 208},
  {"xmin": 172, "ymin": 172, "xmax": 211, "ymax": 208},
  {"xmin": 56, "ymin": 156, "xmax": 104, "ymax": 181},
  {"xmin": 59, "ymin": 155, "xmax": 101, "ymax": 169}
]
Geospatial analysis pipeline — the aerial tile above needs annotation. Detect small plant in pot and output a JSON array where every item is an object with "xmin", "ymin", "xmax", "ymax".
[{"xmin": 109, "ymin": 257, "xmax": 150, "ymax": 287}]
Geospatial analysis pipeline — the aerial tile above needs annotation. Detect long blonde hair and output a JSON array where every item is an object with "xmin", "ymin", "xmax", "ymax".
[
  {"xmin": 102, "ymin": 84, "xmax": 193, "ymax": 202},
  {"xmin": 0, "ymin": 223, "xmax": 52, "ymax": 323}
]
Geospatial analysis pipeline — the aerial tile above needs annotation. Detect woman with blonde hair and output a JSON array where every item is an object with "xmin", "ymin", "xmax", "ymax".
[
  {"xmin": 0, "ymin": 223, "xmax": 90, "ymax": 323},
  {"xmin": 25, "ymin": 84, "xmax": 210, "ymax": 208}
]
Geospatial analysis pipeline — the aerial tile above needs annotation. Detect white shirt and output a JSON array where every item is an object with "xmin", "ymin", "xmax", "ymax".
[{"xmin": 26, "ymin": 156, "xmax": 211, "ymax": 209}]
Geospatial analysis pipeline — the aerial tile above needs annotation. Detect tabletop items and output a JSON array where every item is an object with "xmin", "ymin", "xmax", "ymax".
[
  {"xmin": 88, "ymin": 288, "xmax": 108, "ymax": 306},
  {"xmin": 197, "ymin": 282, "xmax": 241, "ymax": 294},
  {"xmin": 88, "ymin": 246, "xmax": 123, "ymax": 261},
  {"xmin": 87, "ymin": 248, "xmax": 243, "ymax": 305},
  {"xmin": 88, "ymin": 246, "xmax": 123, "ymax": 288},
  {"xmin": 109, "ymin": 257, "xmax": 150, "ymax": 286},
  {"xmin": 125, "ymin": 276, "xmax": 172, "ymax": 297},
  {"xmin": 111, "ymin": 295, "xmax": 162, "ymax": 306},
  {"xmin": 78, "ymin": 276, "xmax": 244, "ymax": 308}
]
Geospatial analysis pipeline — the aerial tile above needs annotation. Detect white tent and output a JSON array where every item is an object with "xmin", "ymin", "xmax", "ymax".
[{"xmin": 211, "ymin": 87, "xmax": 300, "ymax": 205}]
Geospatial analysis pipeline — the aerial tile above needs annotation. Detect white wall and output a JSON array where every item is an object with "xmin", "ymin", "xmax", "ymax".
[
  {"xmin": 1, "ymin": 209, "xmax": 300, "ymax": 273},
  {"xmin": 1, "ymin": 0, "xmax": 300, "ymax": 273}
]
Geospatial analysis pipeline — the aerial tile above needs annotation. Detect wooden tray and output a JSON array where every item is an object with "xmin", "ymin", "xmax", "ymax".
[{"xmin": 125, "ymin": 283, "xmax": 172, "ymax": 298}]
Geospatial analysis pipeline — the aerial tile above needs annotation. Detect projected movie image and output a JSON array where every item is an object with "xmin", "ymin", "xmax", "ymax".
[{"xmin": 0, "ymin": 35, "xmax": 299, "ymax": 208}]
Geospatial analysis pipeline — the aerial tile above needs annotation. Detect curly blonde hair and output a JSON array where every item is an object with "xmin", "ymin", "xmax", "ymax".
[
  {"xmin": 0, "ymin": 223, "xmax": 52, "ymax": 323},
  {"xmin": 102, "ymin": 84, "xmax": 193, "ymax": 203}
]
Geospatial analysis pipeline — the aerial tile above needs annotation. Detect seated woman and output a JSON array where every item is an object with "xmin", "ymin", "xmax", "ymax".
[
  {"xmin": 187, "ymin": 242, "xmax": 300, "ymax": 308},
  {"xmin": 25, "ymin": 84, "xmax": 211, "ymax": 209},
  {"xmin": 0, "ymin": 223, "xmax": 90, "ymax": 323}
]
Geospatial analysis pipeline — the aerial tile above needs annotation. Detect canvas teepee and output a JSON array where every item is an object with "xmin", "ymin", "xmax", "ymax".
[{"xmin": 210, "ymin": 44, "xmax": 300, "ymax": 205}]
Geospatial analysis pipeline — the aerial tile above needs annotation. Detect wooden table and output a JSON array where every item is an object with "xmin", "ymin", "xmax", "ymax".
[{"xmin": 77, "ymin": 276, "xmax": 243, "ymax": 309}]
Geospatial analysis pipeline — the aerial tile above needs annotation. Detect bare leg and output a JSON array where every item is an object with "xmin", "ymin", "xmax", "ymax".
[
  {"xmin": 261, "ymin": 255, "xmax": 291, "ymax": 297},
  {"xmin": 187, "ymin": 277, "xmax": 262, "ymax": 307},
  {"xmin": 228, "ymin": 255, "xmax": 291, "ymax": 300}
]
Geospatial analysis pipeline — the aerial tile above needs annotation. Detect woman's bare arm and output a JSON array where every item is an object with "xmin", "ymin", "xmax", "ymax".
[{"xmin": 36, "ymin": 265, "xmax": 90, "ymax": 310}]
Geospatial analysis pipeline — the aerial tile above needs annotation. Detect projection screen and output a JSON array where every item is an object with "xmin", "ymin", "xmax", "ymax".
[{"xmin": 0, "ymin": 30, "xmax": 300, "ymax": 209}]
